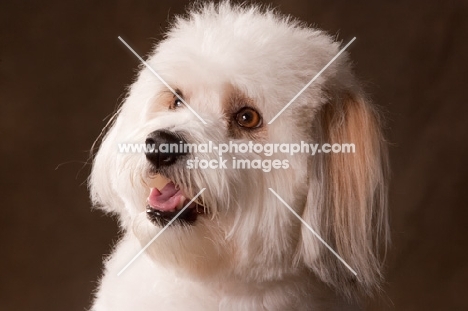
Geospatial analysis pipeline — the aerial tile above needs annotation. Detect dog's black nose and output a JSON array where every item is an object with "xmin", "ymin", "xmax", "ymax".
[{"xmin": 145, "ymin": 130, "xmax": 188, "ymax": 168}]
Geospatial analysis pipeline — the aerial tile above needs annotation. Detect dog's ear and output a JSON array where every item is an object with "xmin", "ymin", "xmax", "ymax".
[
  {"xmin": 297, "ymin": 90, "xmax": 389, "ymax": 298},
  {"xmin": 88, "ymin": 111, "xmax": 133, "ymax": 225}
]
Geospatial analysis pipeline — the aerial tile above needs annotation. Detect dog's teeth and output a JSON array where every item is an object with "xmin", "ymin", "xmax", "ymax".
[{"xmin": 148, "ymin": 174, "xmax": 171, "ymax": 190}]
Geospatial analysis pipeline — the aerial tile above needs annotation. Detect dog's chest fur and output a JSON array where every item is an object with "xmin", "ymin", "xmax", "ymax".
[{"xmin": 92, "ymin": 234, "xmax": 358, "ymax": 311}]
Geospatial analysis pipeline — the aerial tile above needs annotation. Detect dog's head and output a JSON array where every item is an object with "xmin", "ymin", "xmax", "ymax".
[{"xmin": 90, "ymin": 2, "xmax": 388, "ymax": 298}]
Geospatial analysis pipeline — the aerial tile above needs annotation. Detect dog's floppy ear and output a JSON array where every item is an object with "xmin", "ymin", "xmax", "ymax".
[{"xmin": 297, "ymin": 89, "xmax": 389, "ymax": 298}]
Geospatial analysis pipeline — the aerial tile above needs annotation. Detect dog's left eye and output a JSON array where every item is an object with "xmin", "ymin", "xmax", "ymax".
[{"xmin": 235, "ymin": 107, "xmax": 262, "ymax": 128}]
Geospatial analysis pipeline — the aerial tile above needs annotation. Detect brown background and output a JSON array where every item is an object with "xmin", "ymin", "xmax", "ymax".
[{"xmin": 1, "ymin": 1, "xmax": 467, "ymax": 310}]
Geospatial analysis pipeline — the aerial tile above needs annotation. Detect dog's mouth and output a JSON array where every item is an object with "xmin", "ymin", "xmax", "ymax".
[{"xmin": 146, "ymin": 175, "xmax": 205, "ymax": 226}]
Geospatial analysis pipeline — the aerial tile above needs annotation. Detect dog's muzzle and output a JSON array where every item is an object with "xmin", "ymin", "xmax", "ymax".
[
  {"xmin": 144, "ymin": 130, "xmax": 205, "ymax": 226},
  {"xmin": 145, "ymin": 130, "xmax": 188, "ymax": 169}
]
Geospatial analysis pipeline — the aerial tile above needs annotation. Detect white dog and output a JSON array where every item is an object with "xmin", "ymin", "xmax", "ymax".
[{"xmin": 89, "ymin": 2, "xmax": 388, "ymax": 310}]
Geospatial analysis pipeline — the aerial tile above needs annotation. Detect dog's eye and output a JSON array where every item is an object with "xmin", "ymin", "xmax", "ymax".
[
  {"xmin": 235, "ymin": 107, "xmax": 262, "ymax": 128},
  {"xmin": 170, "ymin": 98, "xmax": 183, "ymax": 110}
]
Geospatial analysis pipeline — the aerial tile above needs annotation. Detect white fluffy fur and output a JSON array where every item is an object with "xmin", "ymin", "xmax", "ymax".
[{"xmin": 89, "ymin": 2, "xmax": 388, "ymax": 310}]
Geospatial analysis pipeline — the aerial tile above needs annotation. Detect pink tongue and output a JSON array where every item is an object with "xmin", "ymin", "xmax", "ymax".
[{"xmin": 148, "ymin": 182, "xmax": 184, "ymax": 212}]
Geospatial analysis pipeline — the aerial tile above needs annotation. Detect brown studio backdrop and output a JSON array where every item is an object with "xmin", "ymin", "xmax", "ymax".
[{"xmin": 1, "ymin": 1, "xmax": 467, "ymax": 310}]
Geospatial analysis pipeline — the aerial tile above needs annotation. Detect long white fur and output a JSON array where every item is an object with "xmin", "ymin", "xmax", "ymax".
[{"xmin": 89, "ymin": 2, "xmax": 388, "ymax": 310}]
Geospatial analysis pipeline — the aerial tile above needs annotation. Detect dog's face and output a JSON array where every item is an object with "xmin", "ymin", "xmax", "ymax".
[{"xmin": 91, "ymin": 3, "xmax": 388, "ymax": 297}]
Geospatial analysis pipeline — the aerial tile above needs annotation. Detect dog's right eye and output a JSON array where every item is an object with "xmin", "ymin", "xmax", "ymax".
[{"xmin": 170, "ymin": 98, "xmax": 184, "ymax": 110}]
